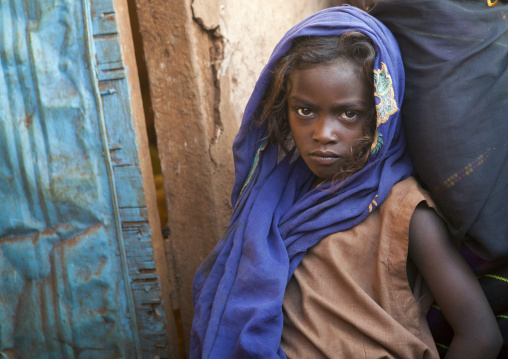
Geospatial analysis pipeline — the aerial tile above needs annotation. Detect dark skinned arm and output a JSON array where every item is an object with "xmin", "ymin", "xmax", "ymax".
[{"xmin": 408, "ymin": 203, "xmax": 502, "ymax": 359}]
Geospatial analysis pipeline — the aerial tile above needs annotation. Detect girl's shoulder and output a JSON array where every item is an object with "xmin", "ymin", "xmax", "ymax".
[{"xmin": 380, "ymin": 176, "xmax": 438, "ymax": 219}]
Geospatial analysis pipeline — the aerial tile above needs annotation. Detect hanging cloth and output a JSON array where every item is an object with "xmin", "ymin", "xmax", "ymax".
[
  {"xmin": 358, "ymin": 1, "xmax": 508, "ymax": 356},
  {"xmin": 362, "ymin": 0, "xmax": 508, "ymax": 261}
]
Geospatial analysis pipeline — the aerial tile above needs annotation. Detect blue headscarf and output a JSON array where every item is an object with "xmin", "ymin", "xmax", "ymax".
[{"xmin": 191, "ymin": 5, "xmax": 413, "ymax": 358}]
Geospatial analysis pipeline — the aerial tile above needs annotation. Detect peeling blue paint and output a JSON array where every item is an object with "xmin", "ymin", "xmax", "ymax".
[{"xmin": 0, "ymin": 0, "xmax": 168, "ymax": 358}]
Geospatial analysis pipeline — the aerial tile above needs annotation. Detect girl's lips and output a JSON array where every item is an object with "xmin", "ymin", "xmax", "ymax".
[{"xmin": 309, "ymin": 151, "xmax": 340, "ymax": 165}]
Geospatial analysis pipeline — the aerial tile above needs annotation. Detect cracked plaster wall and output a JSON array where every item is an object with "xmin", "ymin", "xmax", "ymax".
[
  {"xmin": 134, "ymin": 0, "xmax": 335, "ymax": 355},
  {"xmin": 193, "ymin": 0, "xmax": 333, "ymax": 128}
]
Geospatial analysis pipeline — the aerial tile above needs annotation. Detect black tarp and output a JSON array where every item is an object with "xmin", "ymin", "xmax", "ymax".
[
  {"xmin": 349, "ymin": 1, "xmax": 508, "ymax": 356},
  {"xmin": 360, "ymin": 0, "xmax": 508, "ymax": 261}
]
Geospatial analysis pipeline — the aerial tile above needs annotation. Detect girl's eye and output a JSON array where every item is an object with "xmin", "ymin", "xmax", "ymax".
[
  {"xmin": 340, "ymin": 110, "xmax": 358, "ymax": 120},
  {"xmin": 296, "ymin": 108, "xmax": 314, "ymax": 117}
]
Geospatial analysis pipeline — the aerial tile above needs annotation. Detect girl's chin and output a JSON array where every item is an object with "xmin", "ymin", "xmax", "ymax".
[{"xmin": 308, "ymin": 167, "xmax": 341, "ymax": 182}]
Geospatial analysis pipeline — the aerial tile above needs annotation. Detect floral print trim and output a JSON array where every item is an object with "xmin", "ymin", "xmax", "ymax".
[
  {"xmin": 369, "ymin": 194, "xmax": 379, "ymax": 213},
  {"xmin": 371, "ymin": 62, "xmax": 398, "ymax": 153},
  {"xmin": 234, "ymin": 138, "xmax": 269, "ymax": 209}
]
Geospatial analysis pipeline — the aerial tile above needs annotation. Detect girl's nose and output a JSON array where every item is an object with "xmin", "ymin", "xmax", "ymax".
[{"xmin": 313, "ymin": 116, "xmax": 338, "ymax": 144}]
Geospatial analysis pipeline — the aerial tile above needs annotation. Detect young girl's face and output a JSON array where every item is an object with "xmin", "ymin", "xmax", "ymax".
[{"xmin": 287, "ymin": 60, "xmax": 373, "ymax": 181}]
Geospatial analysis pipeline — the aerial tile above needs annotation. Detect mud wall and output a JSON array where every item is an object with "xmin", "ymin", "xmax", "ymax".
[{"xmin": 133, "ymin": 0, "xmax": 336, "ymax": 354}]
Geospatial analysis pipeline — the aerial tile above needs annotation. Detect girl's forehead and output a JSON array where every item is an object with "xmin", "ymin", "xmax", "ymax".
[
  {"xmin": 288, "ymin": 60, "xmax": 370, "ymax": 88},
  {"xmin": 287, "ymin": 62, "xmax": 373, "ymax": 107}
]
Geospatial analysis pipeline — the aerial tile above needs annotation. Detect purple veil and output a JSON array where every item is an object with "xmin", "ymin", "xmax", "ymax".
[{"xmin": 191, "ymin": 6, "xmax": 413, "ymax": 358}]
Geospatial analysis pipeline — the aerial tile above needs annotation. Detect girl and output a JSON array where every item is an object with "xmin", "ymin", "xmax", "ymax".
[{"xmin": 191, "ymin": 6, "xmax": 502, "ymax": 358}]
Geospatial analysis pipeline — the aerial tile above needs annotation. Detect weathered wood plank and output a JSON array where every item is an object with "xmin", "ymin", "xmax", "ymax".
[
  {"xmin": 91, "ymin": 0, "xmax": 173, "ymax": 355},
  {"xmin": 92, "ymin": 12, "xmax": 118, "ymax": 35},
  {"xmin": 95, "ymin": 37, "xmax": 123, "ymax": 65},
  {"xmin": 91, "ymin": 0, "xmax": 115, "ymax": 14},
  {"xmin": 113, "ymin": 166, "xmax": 146, "ymax": 208},
  {"xmin": 119, "ymin": 207, "xmax": 149, "ymax": 222}
]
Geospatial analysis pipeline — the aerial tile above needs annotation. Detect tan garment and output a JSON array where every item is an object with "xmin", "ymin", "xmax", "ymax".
[{"xmin": 281, "ymin": 177, "xmax": 439, "ymax": 359}]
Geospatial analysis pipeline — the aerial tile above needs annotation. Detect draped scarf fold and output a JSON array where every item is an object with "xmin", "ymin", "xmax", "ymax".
[{"xmin": 191, "ymin": 6, "xmax": 413, "ymax": 358}]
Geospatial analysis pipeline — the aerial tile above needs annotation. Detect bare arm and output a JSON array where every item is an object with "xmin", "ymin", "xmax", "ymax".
[{"xmin": 408, "ymin": 203, "xmax": 502, "ymax": 359}]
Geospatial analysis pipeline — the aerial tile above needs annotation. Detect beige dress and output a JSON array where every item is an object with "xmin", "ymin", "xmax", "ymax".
[{"xmin": 281, "ymin": 177, "xmax": 440, "ymax": 359}]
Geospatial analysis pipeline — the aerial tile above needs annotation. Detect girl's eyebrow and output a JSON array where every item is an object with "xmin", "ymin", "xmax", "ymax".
[{"xmin": 287, "ymin": 96, "xmax": 315, "ymax": 106}]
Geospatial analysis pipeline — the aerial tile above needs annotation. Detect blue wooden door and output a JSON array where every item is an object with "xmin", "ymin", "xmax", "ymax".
[{"xmin": 0, "ymin": 0, "xmax": 169, "ymax": 357}]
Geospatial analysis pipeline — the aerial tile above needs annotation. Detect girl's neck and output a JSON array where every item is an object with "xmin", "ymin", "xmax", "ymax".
[{"xmin": 310, "ymin": 177, "xmax": 327, "ymax": 190}]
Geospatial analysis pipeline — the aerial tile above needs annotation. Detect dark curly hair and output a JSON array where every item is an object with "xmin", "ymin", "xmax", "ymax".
[{"xmin": 257, "ymin": 32, "xmax": 377, "ymax": 183}]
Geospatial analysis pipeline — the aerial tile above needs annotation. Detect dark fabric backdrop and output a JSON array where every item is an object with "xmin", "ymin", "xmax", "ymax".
[{"xmin": 349, "ymin": 1, "xmax": 508, "ymax": 356}]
